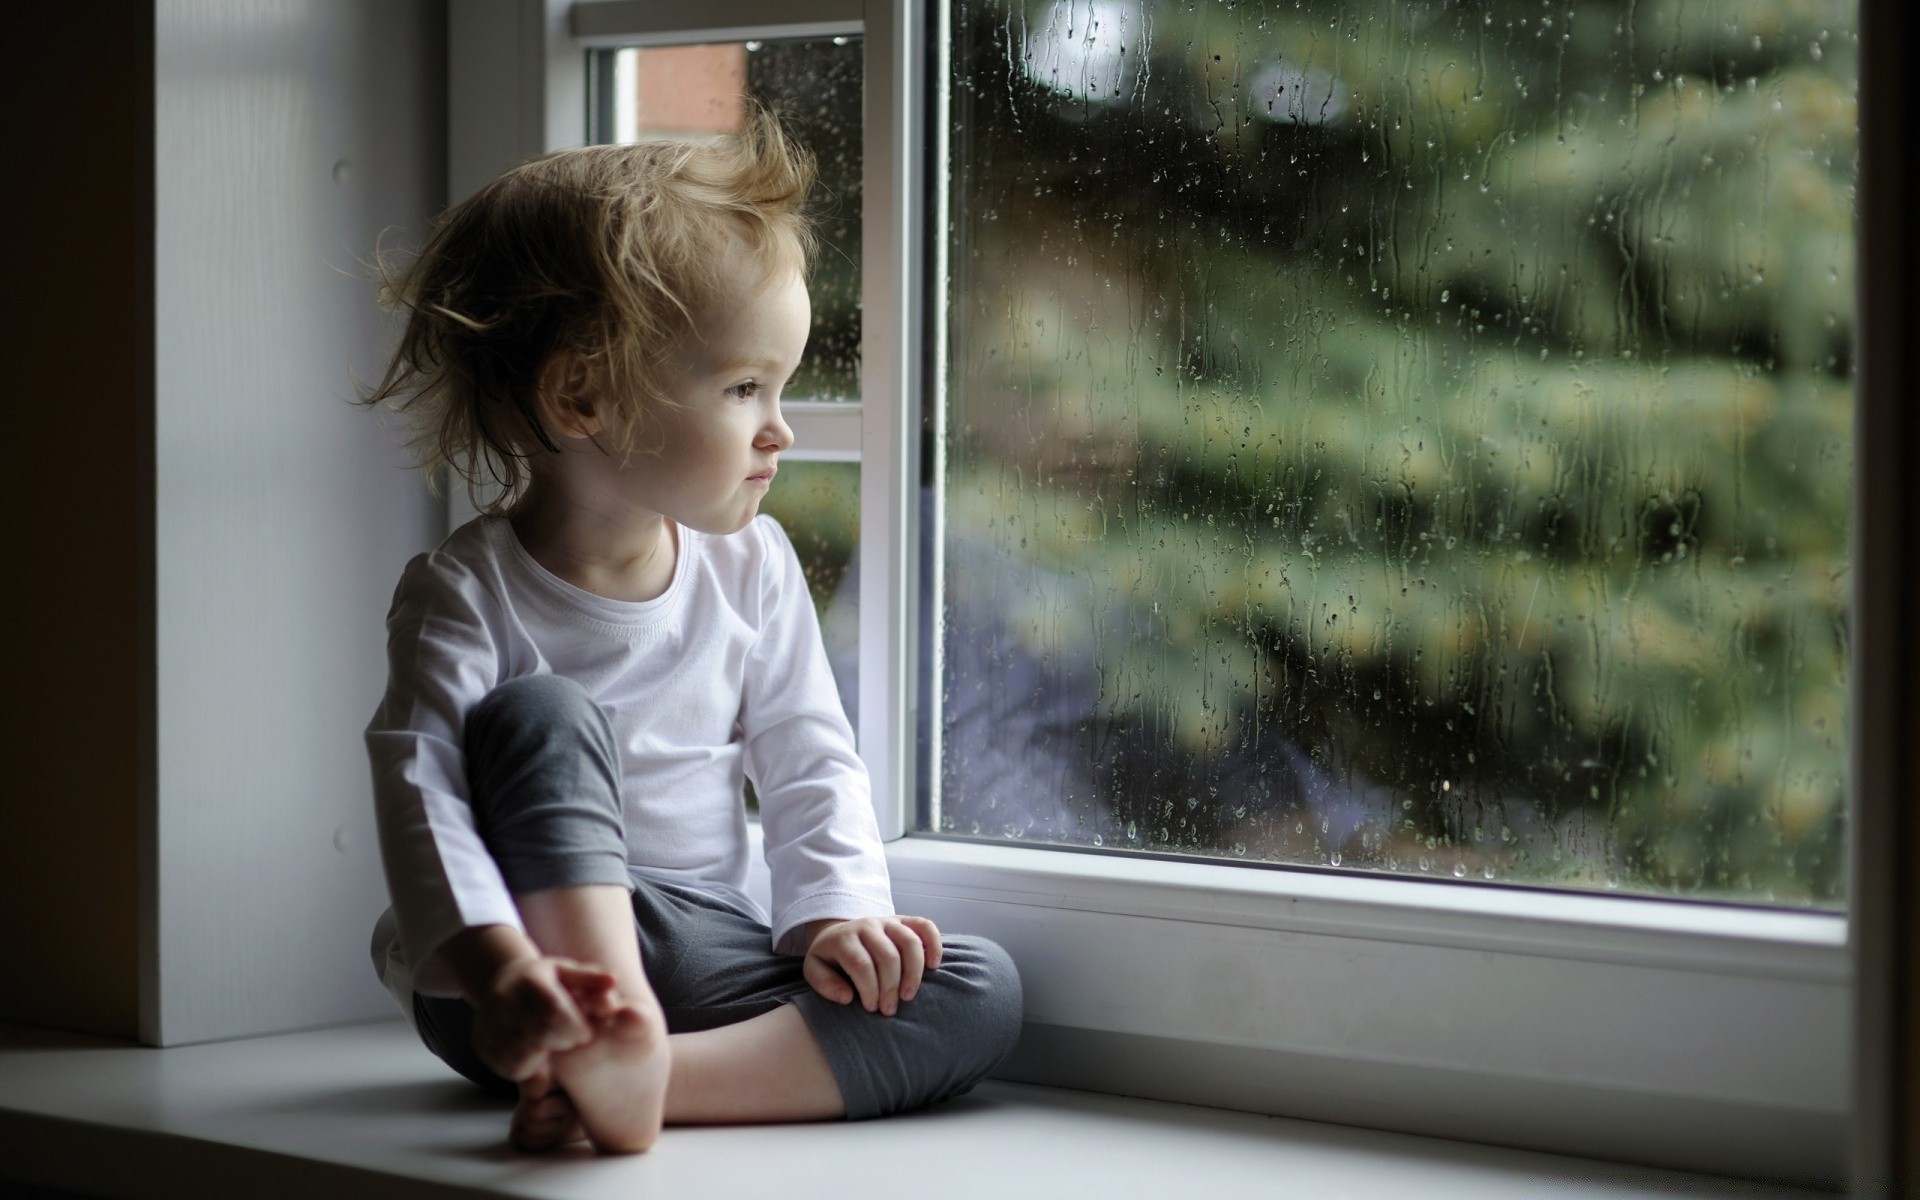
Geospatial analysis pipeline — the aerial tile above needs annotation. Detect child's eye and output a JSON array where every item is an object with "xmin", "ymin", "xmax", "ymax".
[{"xmin": 726, "ymin": 380, "xmax": 761, "ymax": 401}]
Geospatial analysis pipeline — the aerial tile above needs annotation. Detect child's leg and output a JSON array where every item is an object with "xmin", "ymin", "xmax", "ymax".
[
  {"xmin": 463, "ymin": 675, "xmax": 669, "ymax": 1153},
  {"xmin": 772, "ymin": 934, "xmax": 1023, "ymax": 1120},
  {"xmin": 664, "ymin": 1003, "xmax": 843, "ymax": 1123},
  {"xmin": 510, "ymin": 997, "xmax": 841, "ymax": 1148},
  {"xmin": 514, "ymin": 885, "xmax": 669, "ymax": 1152},
  {"xmin": 489, "ymin": 892, "xmax": 1023, "ymax": 1138},
  {"xmin": 632, "ymin": 883, "xmax": 1026, "ymax": 1123},
  {"xmin": 461, "ymin": 675, "xmax": 1023, "ymax": 1136}
]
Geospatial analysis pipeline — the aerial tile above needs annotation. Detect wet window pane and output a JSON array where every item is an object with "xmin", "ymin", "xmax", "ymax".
[
  {"xmin": 937, "ymin": 0, "xmax": 1855, "ymax": 906},
  {"xmin": 591, "ymin": 38, "xmax": 863, "ymax": 401},
  {"xmin": 758, "ymin": 461, "xmax": 861, "ymax": 724}
]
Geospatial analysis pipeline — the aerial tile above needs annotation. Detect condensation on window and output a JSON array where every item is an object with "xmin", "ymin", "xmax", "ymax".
[
  {"xmin": 598, "ymin": 37, "xmax": 863, "ymax": 402},
  {"xmin": 938, "ymin": 0, "xmax": 1855, "ymax": 906}
]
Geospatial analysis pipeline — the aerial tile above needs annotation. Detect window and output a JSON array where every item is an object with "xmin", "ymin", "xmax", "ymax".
[
  {"xmin": 474, "ymin": 1, "xmax": 1853, "ymax": 1181},
  {"xmin": 934, "ymin": 0, "xmax": 1854, "ymax": 909}
]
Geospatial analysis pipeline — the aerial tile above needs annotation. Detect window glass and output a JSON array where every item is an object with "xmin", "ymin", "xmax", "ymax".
[
  {"xmin": 593, "ymin": 37, "xmax": 863, "ymax": 402},
  {"xmin": 937, "ymin": 0, "xmax": 1855, "ymax": 905},
  {"xmin": 759, "ymin": 460, "xmax": 861, "ymax": 725}
]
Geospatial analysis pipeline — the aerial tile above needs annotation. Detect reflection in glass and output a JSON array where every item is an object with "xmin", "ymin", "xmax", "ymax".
[
  {"xmin": 939, "ymin": 0, "xmax": 1855, "ymax": 905},
  {"xmin": 593, "ymin": 38, "xmax": 863, "ymax": 401}
]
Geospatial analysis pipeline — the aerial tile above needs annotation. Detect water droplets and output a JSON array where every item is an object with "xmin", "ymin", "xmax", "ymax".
[{"xmin": 921, "ymin": 0, "xmax": 1854, "ymax": 909}]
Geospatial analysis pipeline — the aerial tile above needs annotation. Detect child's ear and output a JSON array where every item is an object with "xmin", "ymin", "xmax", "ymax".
[{"xmin": 535, "ymin": 351, "xmax": 604, "ymax": 440}]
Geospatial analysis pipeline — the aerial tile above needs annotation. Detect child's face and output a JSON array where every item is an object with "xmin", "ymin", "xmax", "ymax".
[{"xmin": 630, "ymin": 263, "xmax": 808, "ymax": 535}]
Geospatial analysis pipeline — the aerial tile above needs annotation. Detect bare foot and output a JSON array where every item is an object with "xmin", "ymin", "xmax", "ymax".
[
  {"xmin": 510, "ymin": 1068, "xmax": 585, "ymax": 1153},
  {"xmin": 549, "ymin": 1001, "xmax": 670, "ymax": 1154}
]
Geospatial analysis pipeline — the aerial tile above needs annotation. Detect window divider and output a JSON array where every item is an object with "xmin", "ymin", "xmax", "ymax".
[
  {"xmin": 570, "ymin": 0, "xmax": 862, "ymax": 48},
  {"xmin": 855, "ymin": 0, "xmax": 925, "ymax": 842},
  {"xmin": 924, "ymin": 0, "xmax": 953, "ymax": 834},
  {"xmin": 782, "ymin": 402, "xmax": 864, "ymax": 463}
]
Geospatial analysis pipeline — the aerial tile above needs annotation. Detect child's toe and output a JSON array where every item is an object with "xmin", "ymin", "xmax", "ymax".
[{"xmin": 510, "ymin": 1090, "xmax": 584, "ymax": 1152}]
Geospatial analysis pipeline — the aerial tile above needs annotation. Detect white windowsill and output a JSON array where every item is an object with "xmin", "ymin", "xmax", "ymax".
[
  {"xmin": 877, "ymin": 834, "xmax": 1849, "ymax": 1181},
  {"xmin": 0, "ymin": 1021, "xmax": 1810, "ymax": 1199}
]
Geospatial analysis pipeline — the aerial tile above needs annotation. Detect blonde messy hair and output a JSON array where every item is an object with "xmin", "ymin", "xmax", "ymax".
[{"xmin": 362, "ymin": 109, "xmax": 817, "ymax": 516}]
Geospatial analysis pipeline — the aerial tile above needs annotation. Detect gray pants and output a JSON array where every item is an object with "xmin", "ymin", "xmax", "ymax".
[{"xmin": 412, "ymin": 674, "xmax": 1023, "ymax": 1120}]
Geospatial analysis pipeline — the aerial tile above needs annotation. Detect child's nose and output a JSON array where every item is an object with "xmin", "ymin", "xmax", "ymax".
[{"xmin": 760, "ymin": 406, "xmax": 795, "ymax": 452}]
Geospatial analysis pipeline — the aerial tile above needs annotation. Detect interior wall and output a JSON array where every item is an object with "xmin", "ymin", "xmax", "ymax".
[
  {"xmin": 149, "ymin": 0, "xmax": 446, "ymax": 1045},
  {"xmin": 0, "ymin": 9, "xmax": 156, "ymax": 1039}
]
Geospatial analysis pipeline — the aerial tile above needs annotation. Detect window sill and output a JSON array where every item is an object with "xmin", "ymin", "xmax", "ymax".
[
  {"xmin": 0, "ymin": 1021, "xmax": 1813, "ymax": 1199},
  {"xmin": 881, "ymin": 834, "xmax": 1848, "ymax": 1184},
  {"xmin": 884, "ymin": 835, "xmax": 1846, "ymax": 975}
]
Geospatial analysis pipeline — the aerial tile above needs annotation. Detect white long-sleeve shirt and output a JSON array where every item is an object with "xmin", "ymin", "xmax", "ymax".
[{"xmin": 365, "ymin": 513, "xmax": 894, "ymax": 1001}]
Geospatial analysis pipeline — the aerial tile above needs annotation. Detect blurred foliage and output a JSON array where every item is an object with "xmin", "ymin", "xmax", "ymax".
[
  {"xmin": 942, "ymin": 0, "xmax": 1854, "ymax": 903},
  {"xmin": 760, "ymin": 460, "xmax": 861, "ymax": 610}
]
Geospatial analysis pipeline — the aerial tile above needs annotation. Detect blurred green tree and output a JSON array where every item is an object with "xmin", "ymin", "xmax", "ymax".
[{"xmin": 940, "ymin": 0, "xmax": 1855, "ymax": 903}]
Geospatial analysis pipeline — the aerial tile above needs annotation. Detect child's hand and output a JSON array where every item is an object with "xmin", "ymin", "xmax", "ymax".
[
  {"xmin": 471, "ymin": 955, "xmax": 619, "ymax": 1083},
  {"xmin": 800, "ymin": 916, "xmax": 943, "ymax": 1017}
]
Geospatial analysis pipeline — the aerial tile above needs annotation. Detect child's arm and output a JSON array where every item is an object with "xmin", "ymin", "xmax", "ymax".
[
  {"xmin": 367, "ymin": 552, "xmax": 550, "ymax": 1007},
  {"xmin": 741, "ymin": 518, "xmax": 950, "ymax": 1017},
  {"xmin": 738, "ymin": 519, "xmax": 899, "ymax": 954}
]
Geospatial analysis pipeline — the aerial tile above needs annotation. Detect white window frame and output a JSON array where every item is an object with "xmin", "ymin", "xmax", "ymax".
[{"xmin": 458, "ymin": 1, "xmax": 1854, "ymax": 1182}]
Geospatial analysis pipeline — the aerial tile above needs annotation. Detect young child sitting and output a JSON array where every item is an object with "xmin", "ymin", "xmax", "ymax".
[{"xmin": 358, "ymin": 113, "xmax": 1022, "ymax": 1154}]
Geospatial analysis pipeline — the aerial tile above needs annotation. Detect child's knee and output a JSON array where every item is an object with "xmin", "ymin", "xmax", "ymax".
[
  {"xmin": 931, "ymin": 934, "xmax": 1025, "ymax": 1076},
  {"xmin": 464, "ymin": 676, "xmax": 619, "ymax": 805},
  {"xmin": 466, "ymin": 674, "xmax": 602, "ymax": 754},
  {"xmin": 462, "ymin": 674, "xmax": 627, "ymax": 883}
]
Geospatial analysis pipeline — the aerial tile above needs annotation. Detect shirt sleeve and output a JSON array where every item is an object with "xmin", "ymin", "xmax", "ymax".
[
  {"xmin": 741, "ymin": 517, "xmax": 895, "ymax": 953},
  {"xmin": 364, "ymin": 550, "xmax": 522, "ymax": 996}
]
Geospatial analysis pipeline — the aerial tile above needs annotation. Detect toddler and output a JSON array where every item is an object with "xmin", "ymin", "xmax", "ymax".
[{"xmin": 359, "ymin": 114, "xmax": 1022, "ymax": 1154}]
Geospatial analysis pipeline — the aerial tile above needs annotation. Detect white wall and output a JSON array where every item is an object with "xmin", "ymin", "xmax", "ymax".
[{"xmin": 150, "ymin": 0, "xmax": 446, "ymax": 1045}]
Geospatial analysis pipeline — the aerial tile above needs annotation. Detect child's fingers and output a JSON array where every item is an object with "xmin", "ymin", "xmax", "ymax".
[
  {"xmin": 554, "ymin": 963, "xmax": 618, "ymax": 1020},
  {"xmin": 802, "ymin": 952, "xmax": 855, "ymax": 1005},
  {"xmin": 833, "ymin": 940, "xmax": 882, "ymax": 1013},
  {"xmin": 900, "ymin": 916, "xmax": 944, "ymax": 971},
  {"xmin": 488, "ymin": 1035, "xmax": 547, "ymax": 1083},
  {"xmin": 858, "ymin": 925, "xmax": 904, "ymax": 1016},
  {"xmin": 472, "ymin": 1002, "xmax": 540, "ymax": 1081},
  {"xmin": 575, "ymin": 991, "xmax": 617, "ymax": 1023},
  {"xmin": 500, "ymin": 1013, "xmax": 565, "ymax": 1080},
  {"xmin": 520, "ymin": 1064, "xmax": 555, "ymax": 1101},
  {"xmin": 522, "ymin": 974, "xmax": 593, "ymax": 1050},
  {"xmin": 555, "ymin": 962, "xmax": 616, "ymax": 995},
  {"xmin": 886, "ymin": 920, "xmax": 927, "ymax": 1002}
]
